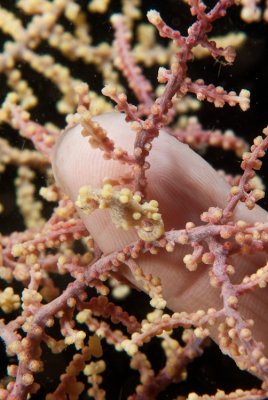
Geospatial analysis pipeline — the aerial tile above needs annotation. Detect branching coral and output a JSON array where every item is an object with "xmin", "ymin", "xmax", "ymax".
[{"xmin": 0, "ymin": 0, "xmax": 268, "ymax": 399}]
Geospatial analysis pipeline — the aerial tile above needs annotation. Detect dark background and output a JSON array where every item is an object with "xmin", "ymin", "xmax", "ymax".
[{"xmin": 0, "ymin": 0, "xmax": 268, "ymax": 398}]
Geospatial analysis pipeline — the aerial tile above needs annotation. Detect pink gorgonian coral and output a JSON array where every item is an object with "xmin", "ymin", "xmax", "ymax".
[{"xmin": 0, "ymin": 0, "xmax": 268, "ymax": 399}]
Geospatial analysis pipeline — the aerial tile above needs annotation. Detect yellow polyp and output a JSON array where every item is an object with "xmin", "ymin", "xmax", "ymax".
[
  {"xmin": 58, "ymin": 255, "xmax": 66, "ymax": 266},
  {"xmin": 152, "ymin": 212, "xmax": 161, "ymax": 221},
  {"xmin": 65, "ymin": 336, "xmax": 74, "ymax": 345},
  {"xmin": 149, "ymin": 199, "xmax": 158, "ymax": 208},
  {"xmin": 120, "ymin": 188, "xmax": 131, "ymax": 195},
  {"xmin": 132, "ymin": 212, "xmax": 141, "ymax": 220},
  {"xmin": 11, "ymin": 243, "xmax": 24, "ymax": 257},
  {"xmin": 133, "ymin": 194, "xmax": 142, "ymax": 203},
  {"xmin": 119, "ymin": 194, "xmax": 129, "ymax": 204},
  {"xmin": 65, "ymin": 3, "xmax": 80, "ymax": 20},
  {"xmin": 84, "ymin": 359, "xmax": 106, "ymax": 376},
  {"xmin": 101, "ymin": 184, "xmax": 113, "ymax": 199},
  {"xmin": 22, "ymin": 373, "xmax": 34, "ymax": 386}
]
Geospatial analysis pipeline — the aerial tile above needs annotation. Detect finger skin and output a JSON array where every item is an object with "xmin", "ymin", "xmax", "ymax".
[{"xmin": 52, "ymin": 112, "xmax": 268, "ymax": 348}]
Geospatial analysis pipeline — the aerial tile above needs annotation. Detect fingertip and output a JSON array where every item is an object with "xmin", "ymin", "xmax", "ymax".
[
  {"xmin": 51, "ymin": 123, "xmax": 78, "ymax": 196},
  {"xmin": 51, "ymin": 112, "xmax": 139, "ymax": 253},
  {"xmin": 52, "ymin": 112, "xmax": 137, "ymax": 198}
]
